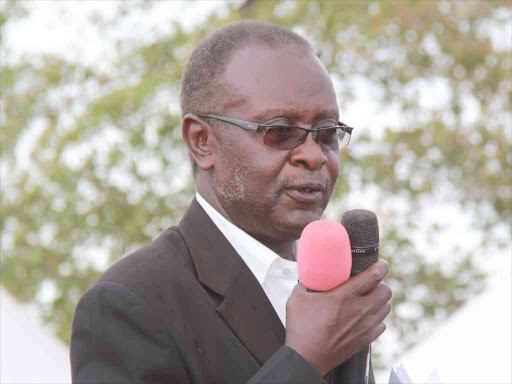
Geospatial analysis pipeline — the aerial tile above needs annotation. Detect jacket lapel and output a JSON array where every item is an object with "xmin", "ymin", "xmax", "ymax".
[{"xmin": 178, "ymin": 198, "xmax": 285, "ymax": 365}]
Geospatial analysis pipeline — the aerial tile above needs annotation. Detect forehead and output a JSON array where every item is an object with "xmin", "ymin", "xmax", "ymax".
[{"xmin": 223, "ymin": 45, "xmax": 339, "ymax": 121}]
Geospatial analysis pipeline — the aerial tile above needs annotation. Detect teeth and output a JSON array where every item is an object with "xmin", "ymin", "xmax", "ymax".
[{"xmin": 301, "ymin": 188, "xmax": 313, "ymax": 193}]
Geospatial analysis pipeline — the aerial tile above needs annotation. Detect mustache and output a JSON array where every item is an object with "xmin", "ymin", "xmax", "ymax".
[{"xmin": 279, "ymin": 175, "xmax": 333, "ymax": 193}]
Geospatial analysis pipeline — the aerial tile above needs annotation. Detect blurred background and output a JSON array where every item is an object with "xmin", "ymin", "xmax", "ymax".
[{"xmin": 0, "ymin": 1, "xmax": 510, "ymax": 383}]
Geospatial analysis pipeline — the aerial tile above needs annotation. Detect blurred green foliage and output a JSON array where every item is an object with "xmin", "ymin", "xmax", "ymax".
[{"xmin": 1, "ymin": 0, "xmax": 510, "ymax": 368}]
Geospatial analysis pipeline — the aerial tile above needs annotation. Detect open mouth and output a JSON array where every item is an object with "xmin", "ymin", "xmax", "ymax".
[
  {"xmin": 289, "ymin": 183, "xmax": 324, "ymax": 193},
  {"xmin": 297, "ymin": 187, "xmax": 315, "ymax": 193},
  {"xmin": 285, "ymin": 184, "xmax": 325, "ymax": 203}
]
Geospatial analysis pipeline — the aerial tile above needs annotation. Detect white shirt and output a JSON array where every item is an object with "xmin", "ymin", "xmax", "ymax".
[{"xmin": 196, "ymin": 193, "xmax": 298, "ymax": 326}]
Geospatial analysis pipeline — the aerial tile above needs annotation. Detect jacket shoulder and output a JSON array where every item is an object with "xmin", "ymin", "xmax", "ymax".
[{"xmin": 94, "ymin": 225, "xmax": 196, "ymax": 293}]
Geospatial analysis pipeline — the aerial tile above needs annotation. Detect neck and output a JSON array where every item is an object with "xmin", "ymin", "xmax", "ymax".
[
  {"xmin": 253, "ymin": 236, "xmax": 297, "ymax": 261},
  {"xmin": 196, "ymin": 177, "xmax": 297, "ymax": 262}
]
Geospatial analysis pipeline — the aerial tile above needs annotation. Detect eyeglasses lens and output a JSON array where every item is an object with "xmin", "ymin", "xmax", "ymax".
[
  {"xmin": 336, "ymin": 129, "xmax": 351, "ymax": 149},
  {"xmin": 263, "ymin": 127, "xmax": 304, "ymax": 150},
  {"xmin": 263, "ymin": 127, "xmax": 350, "ymax": 151}
]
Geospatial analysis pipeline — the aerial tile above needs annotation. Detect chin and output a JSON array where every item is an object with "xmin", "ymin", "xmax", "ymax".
[{"xmin": 279, "ymin": 209, "xmax": 324, "ymax": 236}]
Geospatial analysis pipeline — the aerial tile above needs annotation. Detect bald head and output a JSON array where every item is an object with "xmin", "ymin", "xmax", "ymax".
[{"xmin": 180, "ymin": 20, "xmax": 314, "ymax": 118}]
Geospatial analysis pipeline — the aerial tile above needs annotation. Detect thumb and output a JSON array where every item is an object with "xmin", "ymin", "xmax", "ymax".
[{"xmin": 342, "ymin": 259, "xmax": 389, "ymax": 296}]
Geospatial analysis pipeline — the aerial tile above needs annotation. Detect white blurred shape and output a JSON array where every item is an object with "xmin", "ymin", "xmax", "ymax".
[
  {"xmin": 396, "ymin": 363, "xmax": 413, "ymax": 383},
  {"xmin": 0, "ymin": 287, "xmax": 71, "ymax": 383},
  {"xmin": 425, "ymin": 369, "xmax": 442, "ymax": 384},
  {"xmin": 395, "ymin": 254, "xmax": 512, "ymax": 384}
]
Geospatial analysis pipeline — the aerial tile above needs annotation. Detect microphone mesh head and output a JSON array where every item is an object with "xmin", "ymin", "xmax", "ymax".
[{"xmin": 341, "ymin": 209, "xmax": 379, "ymax": 276}]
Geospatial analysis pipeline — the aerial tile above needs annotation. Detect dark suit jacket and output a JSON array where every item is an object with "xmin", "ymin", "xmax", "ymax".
[{"xmin": 70, "ymin": 198, "xmax": 374, "ymax": 383}]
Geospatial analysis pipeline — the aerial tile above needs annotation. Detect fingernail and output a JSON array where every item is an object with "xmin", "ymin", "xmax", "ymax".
[{"xmin": 376, "ymin": 259, "xmax": 389, "ymax": 278}]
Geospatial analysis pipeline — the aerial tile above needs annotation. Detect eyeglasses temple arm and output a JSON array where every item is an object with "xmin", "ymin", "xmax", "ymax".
[{"xmin": 202, "ymin": 114, "xmax": 260, "ymax": 131}]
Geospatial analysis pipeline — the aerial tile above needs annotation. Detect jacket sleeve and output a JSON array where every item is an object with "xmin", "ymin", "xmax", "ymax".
[
  {"xmin": 247, "ymin": 346, "xmax": 326, "ymax": 384},
  {"xmin": 71, "ymin": 282, "xmax": 326, "ymax": 384}
]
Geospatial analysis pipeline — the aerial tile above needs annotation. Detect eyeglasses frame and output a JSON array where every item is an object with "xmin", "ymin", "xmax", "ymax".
[{"xmin": 198, "ymin": 114, "xmax": 354, "ymax": 150}]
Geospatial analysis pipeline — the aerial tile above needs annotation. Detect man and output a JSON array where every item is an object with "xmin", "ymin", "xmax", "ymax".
[{"xmin": 70, "ymin": 20, "xmax": 392, "ymax": 383}]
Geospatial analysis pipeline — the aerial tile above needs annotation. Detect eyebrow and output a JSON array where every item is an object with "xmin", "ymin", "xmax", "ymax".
[{"xmin": 252, "ymin": 108, "xmax": 339, "ymax": 124}]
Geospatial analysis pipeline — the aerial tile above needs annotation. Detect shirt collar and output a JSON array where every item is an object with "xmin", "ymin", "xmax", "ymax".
[{"xmin": 196, "ymin": 192, "xmax": 280, "ymax": 285}]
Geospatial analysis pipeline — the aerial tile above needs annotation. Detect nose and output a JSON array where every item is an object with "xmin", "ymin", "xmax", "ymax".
[{"xmin": 289, "ymin": 132, "xmax": 328, "ymax": 169}]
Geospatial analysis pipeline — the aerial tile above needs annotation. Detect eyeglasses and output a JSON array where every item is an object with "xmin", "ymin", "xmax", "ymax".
[{"xmin": 199, "ymin": 114, "xmax": 354, "ymax": 151}]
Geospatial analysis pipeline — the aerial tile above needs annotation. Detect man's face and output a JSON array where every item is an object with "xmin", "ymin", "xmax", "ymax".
[{"xmin": 212, "ymin": 45, "xmax": 340, "ymax": 243}]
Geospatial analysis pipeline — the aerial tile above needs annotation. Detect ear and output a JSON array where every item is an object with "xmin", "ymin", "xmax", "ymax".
[{"xmin": 182, "ymin": 113, "xmax": 216, "ymax": 172}]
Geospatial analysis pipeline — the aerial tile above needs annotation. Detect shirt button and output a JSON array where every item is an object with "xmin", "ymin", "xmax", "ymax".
[{"xmin": 283, "ymin": 268, "xmax": 291, "ymax": 276}]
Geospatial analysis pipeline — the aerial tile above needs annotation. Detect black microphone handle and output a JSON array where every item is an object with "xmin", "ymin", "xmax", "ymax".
[
  {"xmin": 333, "ymin": 209, "xmax": 380, "ymax": 384},
  {"xmin": 330, "ymin": 347, "xmax": 371, "ymax": 384}
]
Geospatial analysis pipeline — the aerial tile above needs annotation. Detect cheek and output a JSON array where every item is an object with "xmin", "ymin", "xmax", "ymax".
[
  {"xmin": 217, "ymin": 137, "xmax": 289, "ymax": 199},
  {"xmin": 244, "ymin": 164, "xmax": 284, "ymax": 202},
  {"xmin": 324, "ymin": 155, "xmax": 340, "ymax": 199},
  {"xmin": 217, "ymin": 164, "xmax": 250, "ymax": 202},
  {"xmin": 331, "ymin": 166, "xmax": 340, "ymax": 187}
]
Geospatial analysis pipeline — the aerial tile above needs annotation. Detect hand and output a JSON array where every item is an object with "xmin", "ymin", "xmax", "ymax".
[{"xmin": 285, "ymin": 259, "xmax": 392, "ymax": 376}]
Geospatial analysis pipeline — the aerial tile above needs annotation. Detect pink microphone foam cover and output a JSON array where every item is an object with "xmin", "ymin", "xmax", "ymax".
[{"xmin": 297, "ymin": 220, "xmax": 352, "ymax": 291}]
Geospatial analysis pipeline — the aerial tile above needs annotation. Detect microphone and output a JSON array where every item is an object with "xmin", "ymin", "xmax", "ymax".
[
  {"xmin": 342, "ymin": 209, "xmax": 379, "ymax": 277},
  {"xmin": 297, "ymin": 220, "xmax": 352, "ymax": 292},
  {"xmin": 338, "ymin": 209, "xmax": 380, "ymax": 384},
  {"xmin": 296, "ymin": 212, "xmax": 380, "ymax": 383}
]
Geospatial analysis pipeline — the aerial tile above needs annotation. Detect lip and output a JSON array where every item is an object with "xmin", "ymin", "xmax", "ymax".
[{"xmin": 284, "ymin": 183, "xmax": 325, "ymax": 203}]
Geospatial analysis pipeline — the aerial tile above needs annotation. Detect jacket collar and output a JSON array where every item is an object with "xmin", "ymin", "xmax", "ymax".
[{"xmin": 178, "ymin": 198, "xmax": 285, "ymax": 364}]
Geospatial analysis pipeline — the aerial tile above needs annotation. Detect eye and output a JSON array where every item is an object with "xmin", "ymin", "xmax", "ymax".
[
  {"xmin": 264, "ymin": 126, "xmax": 303, "ymax": 149},
  {"xmin": 314, "ymin": 120, "xmax": 338, "ymax": 129},
  {"xmin": 266, "ymin": 118, "xmax": 290, "ymax": 126},
  {"xmin": 317, "ymin": 128, "xmax": 340, "ymax": 151},
  {"xmin": 270, "ymin": 126, "xmax": 295, "ymax": 141}
]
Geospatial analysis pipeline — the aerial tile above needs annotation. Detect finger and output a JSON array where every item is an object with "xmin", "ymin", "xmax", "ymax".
[
  {"xmin": 372, "ymin": 302, "xmax": 391, "ymax": 324},
  {"xmin": 370, "ymin": 283, "xmax": 392, "ymax": 307},
  {"xmin": 370, "ymin": 322, "xmax": 387, "ymax": 343},
  {"xmin": 362, "ymin": 283, "xmax": 392, "ymax": 316},
  {"xmin": 294, "ymin": 281, "xmax": 308, "ymax": 292},
  {"xmin": 343, "ymin": 259, "xmax": 389, "ymax": 296},
  {"xmin": 291, "ymin": 281, "xmax": 315, "ymax": 297}
]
